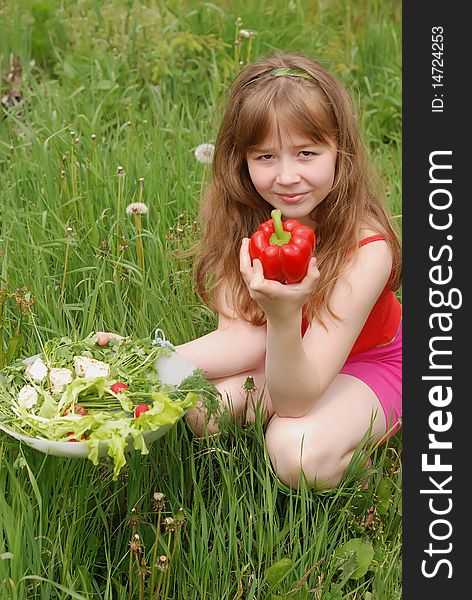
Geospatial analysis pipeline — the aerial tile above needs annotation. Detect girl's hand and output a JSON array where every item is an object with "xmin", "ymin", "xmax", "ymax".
[
  {"xmin": 239, "ymin": 238, "xmax": 320, "ymax": 321},
  {"xmin": 95, "ymin": 332, "xmax": 125, "ymax": 346}
]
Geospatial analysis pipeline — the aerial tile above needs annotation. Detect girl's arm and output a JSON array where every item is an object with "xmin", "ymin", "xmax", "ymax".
[
  {"xmin": 241, "ymin": 238, "xmax": 393, "ymax": 417},
  {"xmin": 175, "ymin": 286, "xmax": 267, "ymax": 380}
]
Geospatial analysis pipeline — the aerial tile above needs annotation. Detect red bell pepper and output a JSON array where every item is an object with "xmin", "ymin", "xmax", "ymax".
[{"xmin": 249, "ymin": 209, "xmax": 316, "ymax": 283}]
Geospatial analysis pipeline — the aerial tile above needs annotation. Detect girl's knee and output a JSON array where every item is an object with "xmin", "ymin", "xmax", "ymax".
[{"xmin": 265, "ymin": 419, "xmax": 348, "ymax": 489}]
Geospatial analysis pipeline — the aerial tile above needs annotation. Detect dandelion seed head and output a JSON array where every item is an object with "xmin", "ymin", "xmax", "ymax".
[
  {"xmin": 239, "ymin": 29, "xmax": 256, "ymax": 39},
  {"xmin": 116, "ymin": 165, "xmax": 124, "ymax": 175},
  {"xmin": 153, "ymin": 494, "xmax": 166, "ymax": 511},
  {"xmin": 176, "ymin": 507, "xmax": 185, "ymax": 522},
  {"xmin": 194, "ymin": 143, "xmax": 215, "ymax": 165},
  {"xmin": 91, "ymin": 134, "xmax": 96, "ymax": 141},
  {"xmin": 235, "ymin": 17, "xmax": 243, "ymax": 26},
  {"xmin": 126, "ymin": 202, "xmax": 148, "ymax": 215},
  {"xmin": 65, "ymin": 226, "xmax": 73, "ymax": 236}
]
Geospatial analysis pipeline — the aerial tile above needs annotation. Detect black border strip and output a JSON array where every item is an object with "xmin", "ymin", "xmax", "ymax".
[{"xmin": 403, "ymin": 2, "xmax": 467, "ymax": 595}]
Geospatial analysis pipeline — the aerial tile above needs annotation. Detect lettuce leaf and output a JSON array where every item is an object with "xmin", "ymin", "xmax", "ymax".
[{"xmin": 57, "ymin": 377, "xmax": 109, "ymax": 412}]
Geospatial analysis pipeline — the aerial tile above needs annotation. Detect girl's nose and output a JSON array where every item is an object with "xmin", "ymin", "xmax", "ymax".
[{"xmin": 275, "ymin": 159, "xmax": 302, "ymax": 185}]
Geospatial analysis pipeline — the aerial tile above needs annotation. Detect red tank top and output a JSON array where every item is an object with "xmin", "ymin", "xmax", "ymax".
[{"xmin": 301, "ymin": 235, "xmax": 402, "ymax": 356}]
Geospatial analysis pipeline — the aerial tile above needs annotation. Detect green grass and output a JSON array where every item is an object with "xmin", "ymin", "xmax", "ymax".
[{"xmin": 0, "ymin": 0, "xmax": 402, "ymax": 597}]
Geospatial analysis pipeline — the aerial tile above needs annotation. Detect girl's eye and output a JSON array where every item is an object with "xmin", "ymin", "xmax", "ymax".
[
  {"xmin": 299, "ymin": 150, "xmax": 315, "ymax": 157},
  {"xmin": 258, "ymin": 154, "xmax": 274, "ymax": 160}
]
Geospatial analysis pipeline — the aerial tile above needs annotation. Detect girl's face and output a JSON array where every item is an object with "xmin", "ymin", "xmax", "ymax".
[{"xmin": 246, "ymin": 129, "xmax": 336, "ymax": 228}]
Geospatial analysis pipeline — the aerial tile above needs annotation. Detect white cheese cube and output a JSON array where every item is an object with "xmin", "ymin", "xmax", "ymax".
[
  {"xmin": 73, "ymin": 356, "xmax": 110, "ymax": 379},
  {"xmin": 25, "ymin": 357, "xmax": 48, "ymax": 382},
  {"xmin": 49, "ymin": 368, "xmax": 73, "ymax": 394},
  {"xmin": 18, "ymin": 385, "xmax": 39, "ymax": 409}
]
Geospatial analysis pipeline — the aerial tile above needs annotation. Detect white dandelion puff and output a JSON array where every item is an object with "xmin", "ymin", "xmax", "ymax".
[
  {"xmin": 194, "ymin": 143, "xmax": 215, "ymax": 165},
  {"xmin": 239, "ymin": 29, "xmax": 256, "ymax": 39},
  {"xmin": 126, "ymin": 202, "xmax": 148, "ymax": 215}
]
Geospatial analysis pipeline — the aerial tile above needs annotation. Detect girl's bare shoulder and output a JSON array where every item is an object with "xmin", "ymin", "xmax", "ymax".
[
  {"xmin": 358, "ymin": 219, "xmax": 384, "ymax": 242},
  {"xmin": 346, "ymin": 221, "xmax": 392, "ymax": 281},
  {"xmin": 356, "ymin": 219, "xmax": 392, "ymax": 253}
]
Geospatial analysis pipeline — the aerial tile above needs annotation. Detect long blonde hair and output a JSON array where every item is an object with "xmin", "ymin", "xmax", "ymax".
[{"xmin": 194, "ymin": 52, "xmax": 402, "ymax": 326}]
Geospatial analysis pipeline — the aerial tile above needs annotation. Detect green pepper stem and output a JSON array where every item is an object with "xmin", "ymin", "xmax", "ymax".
[{"xmin": 270, "ymin": 209, "xmax": 291, "ymax": 246}]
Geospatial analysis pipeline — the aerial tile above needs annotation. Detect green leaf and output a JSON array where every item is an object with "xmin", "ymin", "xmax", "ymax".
[
  {"xmin": 376, "ymin": 478, "xmax": 392, "ymax": 515},
  {"xmin": 5, "ymin": 331, "xmax": 24, "ymax": 365},
  {"xmin": 37, "ymin": 391, "xmax": 58, "ymax": 419},
  {"xmin": 265, "ymin": 557, "xmax": 293, "ymax": 588},
  {"xmin": 57, "ymin": 377, "xmax": 109, "ymax": 412},
  {"xmin": 333, "ymin": 538, "xmax": 374, "ymax": 580},
  {"xmin": 107, "ymin": 434, "xmax": 128, "ymax": 480}
]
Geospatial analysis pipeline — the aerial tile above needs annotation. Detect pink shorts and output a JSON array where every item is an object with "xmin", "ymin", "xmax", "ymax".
[{"xmin": 340, "ymin": 323, "xmax": 402, "ymax": 437}]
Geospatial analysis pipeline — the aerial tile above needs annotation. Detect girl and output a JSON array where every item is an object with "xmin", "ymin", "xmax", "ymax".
[
  {"xmin": 99, "ymin": 52, "xmax": 402, "ymax": 490},
  {"xmin": 178, "ymin": 51, "xmax": 402, "ymax": 489}
]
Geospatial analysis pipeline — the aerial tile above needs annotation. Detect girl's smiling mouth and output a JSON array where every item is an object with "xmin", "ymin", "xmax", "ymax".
[{"xmin": 275, "ymin": 192, "xmax": 309, "ymax": 204}]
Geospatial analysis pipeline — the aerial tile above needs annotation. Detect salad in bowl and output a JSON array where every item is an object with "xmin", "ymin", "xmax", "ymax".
[{"xmin": 0, "ymin": 332, "xmax": 219, "ymax": 478}]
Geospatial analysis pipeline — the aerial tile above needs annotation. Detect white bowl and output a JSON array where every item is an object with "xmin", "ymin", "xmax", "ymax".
[{"xmin": 0, "ymin": 352, "xmax": 197, "ymax": 459}]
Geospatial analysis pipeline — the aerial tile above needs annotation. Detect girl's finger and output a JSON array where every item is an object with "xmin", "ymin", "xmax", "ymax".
[
  {"xmin": 250, "ymin": 258, "xmax": 265, "ymax": 288},
  {"xmin": 309, "ymin": 256, "xmax": 319, "ymax": 275},
  {"xmin": 96, "ymin": 333, "xmax": 109, "ymax": 346},
  {"xmin": 299, "ymin": 257, "xmax": 319, "ymax": 289},
  {"xmin": 95, "ymin": 332, "xmax": 124, "ymax": 346},
  {"xmin": 239, "ymin": 238, "xmax": 252, "ymax": 269}
]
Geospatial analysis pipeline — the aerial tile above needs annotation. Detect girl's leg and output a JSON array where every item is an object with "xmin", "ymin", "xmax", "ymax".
[
  {"xmin": 184, "ymin": 358, "xmax": 274, "ymax": 436},
  {"xmin": 264, "ymin": 373, "xmax": 387, "ymax": 489},
  {"xmin": 186, "ymin": 366, "xmax": 387, "ymax": 490}
]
